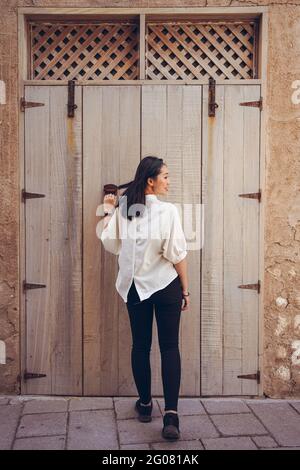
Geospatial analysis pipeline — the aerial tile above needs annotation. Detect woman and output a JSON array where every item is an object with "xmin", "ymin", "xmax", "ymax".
[{"xmin": 98, "ymin": 156, "xmax": 190, "ymax": 441}]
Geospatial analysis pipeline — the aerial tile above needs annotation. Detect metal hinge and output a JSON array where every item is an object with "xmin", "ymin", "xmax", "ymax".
[
  {"xmin": 238, "ymin": 281, "xmax": 260, "ymax": 294},
  {"xmin": 23, "ymin": 281, "xmax": 46, "ymax": 291},
  {"xmin": 20, "ymin": 97, "xmax": 45, "ymax": 112},
  {"xmin": 238, "ymin": 190, "xmax": 261, "ymax": 202},
  {"xmin": 22, "ymin": 189, "xmax": 45, "ymax": 202},
  {"xmin": 237, "ymin": 370, "xmax": 260, "ymax": 384},
  {"xmin": 239, "ymin": 98, "xmax": 263, "ymax": 110},
  {"xmin": 23, "ymin": 370, "xmax": 47, "ymax": 381}
]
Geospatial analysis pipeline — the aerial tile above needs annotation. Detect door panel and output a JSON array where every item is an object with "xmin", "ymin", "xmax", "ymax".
[
  {"xmin": 23, "ymin": 86, "xmax": 82, "ymax": 395},
  {"xmin": 142, "ymin": 85, "xmax": 202, "ymax": 397},
  {"xmin": 201, "ymin": 85, "xmax": 260, "ymax": 395},
  {"xmin": 83, "ymin": 86, "xmax": 140, "ymax": 395}
]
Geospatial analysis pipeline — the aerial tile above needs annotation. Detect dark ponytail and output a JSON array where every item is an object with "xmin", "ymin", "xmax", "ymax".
[{"xmin": 116, "ymin": 156, "xmax": 165, "ymax": 221}]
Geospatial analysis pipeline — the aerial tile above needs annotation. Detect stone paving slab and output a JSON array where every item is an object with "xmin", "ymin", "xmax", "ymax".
[
  {"xmin": 210, "ymin": 413, "xmax": 267, "ymax": 436},
  {"xmin": 67, "ymin": 409, "xmax": 118, "ymax": 450},
  {"xmin": 69, "ymin": 397, "xmax": 113, "ymax": 411},
  {"xmin": 17, "ymin": 412, "xmax": 67, "ymax": 438},
  {"xmin": 0, "ymin": 397, "xmax": 9, "ymax": 405},
  {"xmin": 23, "ymin": 399, "xmax": 68, "ymax": 414},
  {"xmin": 0, "ymin": 404, "xmax": 22, "ymax": 450},
  {"xmin": 201, "ymin": 399, "xmax": 250, "ymax": 414},
  {"xmin": 118, "ymin": 417, "xmax": 167, "ymax": 445},
  {"xmin": 246, "ymin": 402, "xmax": 300, "ymax": 447},
  {"xmin": 8, "ymin": 395, "xmax": 68, "ymax": 405},
  {"xmin": 202, "ymin": 437, "xmax": 257, "ymax": 450},
  {"xmin": 13, "ymin": 436, "xmax": 65, "ymax": 450},
  {"xmin": 252, "ymin": 435, "xmax": 278, "ymax": 448},
  {"xmin": 178, "ymin": 415, "xmax": 219, "ymax": 440}
]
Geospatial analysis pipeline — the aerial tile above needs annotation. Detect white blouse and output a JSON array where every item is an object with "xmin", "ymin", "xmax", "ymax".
[{"xmin": 97, "ymin": 194, "xmax": 187, "ymax": 303}]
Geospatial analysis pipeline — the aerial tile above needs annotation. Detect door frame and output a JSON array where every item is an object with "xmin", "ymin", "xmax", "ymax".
[{"xmin": 18, "ymin": 6, "xmax": 268, "ymax": 396}]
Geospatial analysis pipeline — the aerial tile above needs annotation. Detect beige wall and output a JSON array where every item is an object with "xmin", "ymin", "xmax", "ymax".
[{"xmin": 0, "ymin": 0, "xmax": 299, "ymax": 397}]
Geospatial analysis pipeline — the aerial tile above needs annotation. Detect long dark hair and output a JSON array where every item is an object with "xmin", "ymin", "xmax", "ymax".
[{"xmin": 116, "ymin": 156, "xmax": 165, "ymax": 221}]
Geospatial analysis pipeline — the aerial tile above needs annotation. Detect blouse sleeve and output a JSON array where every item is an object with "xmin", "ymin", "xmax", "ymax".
[
  {"xmin": 162, "ymin": 204, "xmax": 187, "ymax": 265},
  {"xmin": 97, "ymin": 207, "xmax": 121, "ymax": 256}
]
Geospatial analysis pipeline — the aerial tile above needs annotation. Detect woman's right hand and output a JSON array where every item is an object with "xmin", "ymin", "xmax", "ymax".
[{"xmin": 103, "ymin": 193, "xmax": 118, "ymax": 213}]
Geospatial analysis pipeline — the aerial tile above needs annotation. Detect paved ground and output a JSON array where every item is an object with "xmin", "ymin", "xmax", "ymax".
[{"xmin": 1, "ymin": 396, "xmax": 300, "ymax": 450}]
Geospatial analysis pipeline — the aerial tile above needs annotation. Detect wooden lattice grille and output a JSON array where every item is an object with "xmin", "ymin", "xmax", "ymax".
[
  {"xmin": 30, "ymin": 23, "xmax": 139, "ymax": 80},
  {"xmin": 146, "ymin": 22, "xmax": 257, "ymax": 80}
]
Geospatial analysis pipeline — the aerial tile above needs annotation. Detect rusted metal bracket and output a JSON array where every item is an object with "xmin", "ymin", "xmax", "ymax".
[
  {"xmin": 67, "ymin": 79, "xmax": 77, "ymax": 117},
  {"xmin": 208, "ymin": 77, "xmax": 219, "ymax": 117},
  {"xmin": 239, "ymin": 98, "xmax": 263, "ymax": 110},
  {"xmin": 23, "ymin": 281, "xmax": 46, "ymax": 291},
  {"xmin": 238, "ymin": 191, "xmax": 261, "ymax": 202},
  {"xmin": 20, "ymin": 98, "xmax": 45, "ymax": 112},
  {"xmin": 238, "ymin": 281, "xmax": 260, "ymax": 294},
  {"xmin": 23, "ymin": 370, "xmax": 47, "ymax": 381},
  {"xmin": 237, "ymin": 370, "xmax": 260, "ymax": 384},
  {"xmin": 22, "ymin": 189, "xmax": 45, "ymax": 202}
]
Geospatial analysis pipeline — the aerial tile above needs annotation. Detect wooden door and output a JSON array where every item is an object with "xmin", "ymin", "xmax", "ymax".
[
  {"xmin": 201, "ymin": 84, "xmax": 261, "ymax": 395},
  {"xmin": 22, "ymin": 84, "xmax": 260, "ymax": 397},
  {"xmin": 23, "ymin": 85, "xmax": 82, "ymax": 395}
]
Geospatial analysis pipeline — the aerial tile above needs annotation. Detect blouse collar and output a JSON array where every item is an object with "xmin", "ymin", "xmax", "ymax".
[{"xmin": 145, "ymin": 194, "xmax": 158, "ymax": 200}]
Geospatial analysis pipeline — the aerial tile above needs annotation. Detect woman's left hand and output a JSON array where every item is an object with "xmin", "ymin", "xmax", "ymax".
[{"xmin": 181, "ymin": 295, "xmax": 190, "ymax": 311}]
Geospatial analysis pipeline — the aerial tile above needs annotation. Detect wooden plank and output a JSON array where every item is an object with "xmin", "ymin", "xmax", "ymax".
[
  {"xmin": 141, "ymin": 85, "xmax": 201, "ymax": 398},
  {"xmin": 83, "ymin": 85, "xmax": 104, "ymax": 395},
  {"xmin": 49, "ymin": 86, "xmax": 82, "ymax": 395},
  {"xmin": 164, "ymin": 86, "xmax": 185, "ymax": 399},
  {"xmin": 223, "ymin": 85, "xmax": 259, "ymax": 395},
  {"xmin": 84, "ymin": 86, "xmax": 118, "ymax": 395},
  {"xmin": 201, "ymin": 85, "xmax": 225, "ymax": 395},
  {"xmin": 181, "ymin": 85, "xmax": 202, "ymax": 396},
  {"xmin": 83, "ymin": 86, "xmax": 140, "ymax": 395},
  {"xmin": 141, "ymin": 85, "xmax": 167, "ymax": 399},
  {"xmin": 24, "ymin": 79, "xmax": 263, "ymax": 86},
  {"xmin": 24, "ymin": 86, "xmax": 51, "ymax": 394},
  {"xmin": 25, "ymin": 86, "xmax": 82, "ymax": 395},
  {"xmin": 223, "ymin": 85, "xmax": 244, "ymax": 395},
  {"xmin": 18, "ymin": 7, "xmax": 268, "ymax": 17},
  {"xmin": 222, "ymin": 85, "xmax": 242, "ymax": 394},
  {"xmin": 241, "ymin": 85, "xmax": 260, "ymax": 395},
  {"xmin": 118, "ymin": 87, "xmax": 141, "ymax": 396}
]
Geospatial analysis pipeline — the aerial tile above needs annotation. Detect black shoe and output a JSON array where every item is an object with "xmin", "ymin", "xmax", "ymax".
[
  {"xmin": 135, "ymin": 398, "xmax": 153, "ymax": 422},
  {"xmin": 162, "ymin": 412, "xmax": 180, "ymax": 440}
]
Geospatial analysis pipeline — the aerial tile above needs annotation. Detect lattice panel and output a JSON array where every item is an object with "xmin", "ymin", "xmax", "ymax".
[
  {"xmin": 30, "ymin": 23, "xmax": 139, "ymax": 80},
  {"xmin": 146, "ymin": 22, "xmax": 257, "ymax": 80}
]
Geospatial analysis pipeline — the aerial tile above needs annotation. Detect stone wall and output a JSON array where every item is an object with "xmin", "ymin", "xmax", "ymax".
[{"xmin": 0, "ymin": 0, "xmax": 299, "ymax": 397}]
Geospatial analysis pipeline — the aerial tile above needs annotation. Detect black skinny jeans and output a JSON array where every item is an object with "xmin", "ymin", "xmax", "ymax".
[{"xmin": 125, "ymin": 275, "xmax": 183, "ymax": 412}]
